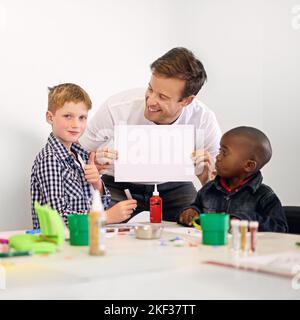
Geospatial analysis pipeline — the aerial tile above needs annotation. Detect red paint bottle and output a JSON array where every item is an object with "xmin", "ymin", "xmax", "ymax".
[{"xmin": 150, "ymin": 184, "xmax": 162, "ymax": 223}]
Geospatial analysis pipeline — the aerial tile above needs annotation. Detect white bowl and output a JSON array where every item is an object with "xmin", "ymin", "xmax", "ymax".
[{"xmin": 134, "ymin": 224, "xmax": 163, "ymax": 239}]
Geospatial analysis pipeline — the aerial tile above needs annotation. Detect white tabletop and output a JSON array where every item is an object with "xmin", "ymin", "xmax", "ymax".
[{"xmin": 1, "ymin": 223, "xmax": 300, "ymax": 300}]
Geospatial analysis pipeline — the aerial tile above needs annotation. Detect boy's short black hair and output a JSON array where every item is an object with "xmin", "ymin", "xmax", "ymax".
[{"xmin": 224, "ymin": 126, "xmax": 272, "ymax": 170}]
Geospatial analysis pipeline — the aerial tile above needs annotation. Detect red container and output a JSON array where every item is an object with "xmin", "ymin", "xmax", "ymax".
[{"xmin": 150, "ymin": 195, "xmax": 162, "ymax": 223}]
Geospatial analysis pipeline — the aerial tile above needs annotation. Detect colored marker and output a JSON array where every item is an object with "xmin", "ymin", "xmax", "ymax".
[
  {"xmin": 231, "ymin": 219, "xmax": 240, "ymax": 251},
  {"xmin": 25, "ymin": 229, "xmax": 40, "ymax": 234},
  {"xmin": 0, "ymin": 251, "xmax": 32, "ymax": 258},
  {"xmin": 106, "ymin": 227, "xmax": 131, "ymax": 233},
  {"xmin": 124, "ymin": 189, "xmax": 133, "ymax": 199},
  {"xmin": 249, "ymin": 221, "xmax": 259, "ymax": 252},
  {"xmin": 124, "ymin": 189, "xmax": 135, "ymax": 210},
  {"xmin": 240, "ymin": 220, "xmax": 249, "ymax": 252},
  {"xmin": 0, "ymin": 239, "xmax": 9, "ymax": 254}
]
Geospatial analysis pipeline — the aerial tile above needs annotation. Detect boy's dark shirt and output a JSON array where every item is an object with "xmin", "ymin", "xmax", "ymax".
[{"xmin": 179, "ymin": 171, "xmax": 288, "ymax": 232}]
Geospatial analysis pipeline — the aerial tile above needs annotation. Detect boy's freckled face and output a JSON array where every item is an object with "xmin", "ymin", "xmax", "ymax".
[
  {"xmin": 47, "ymin": 101, "xmax": 88, "ymax": 149},
  {"xmin": 215, "ymin": 135, "xmax": 250, "ymax": 178}
]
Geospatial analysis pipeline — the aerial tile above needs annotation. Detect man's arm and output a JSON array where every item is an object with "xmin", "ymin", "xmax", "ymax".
[
  {"xmin": 194, "ymin": 106, "xmax": 222, "ymax": 186},
  {"xmin": 193, "ymin": 150, "xmax": 216, "ymax": 185}
]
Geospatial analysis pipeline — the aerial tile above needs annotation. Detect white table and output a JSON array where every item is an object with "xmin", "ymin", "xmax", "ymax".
[{"xmin": 0, "ymin": 223, "xmax": 300, "ymax": 299}]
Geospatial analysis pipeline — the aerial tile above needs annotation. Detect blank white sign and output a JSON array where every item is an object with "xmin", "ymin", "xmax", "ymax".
[{"xmin": 114, "ymin": 125, "xmax": 195, "ymax": 182}]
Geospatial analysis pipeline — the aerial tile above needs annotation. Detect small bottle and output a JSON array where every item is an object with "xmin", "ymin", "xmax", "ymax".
[
  {"xmin": 240, "ymin": 220, "xmax": 249, "ymax": 252},
  {"xmin": 89, "ymin": 190, "xmax": 106, "ymax": 256},
  {"xmin": 249, "ymin": 221, "xmax": 259, "ymax": 253},
  {"xmin": 150, "ymin": 184, "xmax": 162, "ymax": 223},
  {"xmin": 0, "ymin": 239, "xmax": 9, "ymax": 253},
  {"xmin": 230, "ymin": 219, "xmax": 240, "ymax": 251}
]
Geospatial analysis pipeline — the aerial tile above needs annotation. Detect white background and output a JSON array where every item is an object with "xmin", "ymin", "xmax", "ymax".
[{"xmin": 0, "ymin": 0, "xmax": 299, "ymax": 230}]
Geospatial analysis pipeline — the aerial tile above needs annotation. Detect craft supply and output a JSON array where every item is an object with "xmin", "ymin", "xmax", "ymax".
[
  {"xmin": 249, "ymin": 221, "xmax": 259, "ymax": 252},
  {"xmin": 231, "ymin": 219, "xmax": 240, "ymax": 251},
  {"xmin": 124, "ymin": 189, "xmax": 133, "ymax": 199},
  {"xmin": 150, "ymin": 184, "xmax": 162, "ymax": 223},
  {"xmin": 134, "ymin": 224, "xmax": 163, "ymax": 239},
  {"xmin": 169, "ymin": 236, "xmax": 183, "ymax": 242},
  {"xmin": 174, "ymin": 239, "xmax": 185, "ymax": 247},
  {"xmin": 106, "ymin": 227, "xmax": 131, "ymax": 233},
  {"xmin": 25, "ymin": 229, "xmax": 40, "ymax": 234},
  {"xmin": 68, "ymin": 214, "xmax": 89, "ymax": 246},
  {"xmin": 9, "ymin": 202, "xmax": 65, "ymax": 254},
  {"xmin": 240, "ymin": 220, "xmax": 249, "ymax": 252},
  {"xmin": 0, "ymin": 239, "xmax": 9, "ymax": 253},
  {"xmin": 0, "ymin": 251, "xmax": 32, "ymax": 258},
  {"xmin": 191, "ymin": 217, "xmax": 202, "ymax": 230},
  {"xmin": 89, "ymin": 190, "xmax": 106, "ymax": 256},
  {"xmin": 200, "ymin": 213, "xmax": 229, "ymax": 246},
  {"xmin": 124, "ymin": 189, "xmax": 136, "ymax": 210}
]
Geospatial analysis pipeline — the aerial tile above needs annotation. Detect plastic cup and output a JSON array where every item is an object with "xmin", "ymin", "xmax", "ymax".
[
  {"xmin": 68, "ymin": 214, "xmax": 89, "ymax": 246},
  {"xmin": 200, "ymin": 213, "xmax": 229, "ymax": 246}
]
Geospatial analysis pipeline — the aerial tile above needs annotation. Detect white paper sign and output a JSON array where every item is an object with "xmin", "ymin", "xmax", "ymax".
[{"xmin": 114, "ymin": 125, "xmax": 195, "ymax": 182}]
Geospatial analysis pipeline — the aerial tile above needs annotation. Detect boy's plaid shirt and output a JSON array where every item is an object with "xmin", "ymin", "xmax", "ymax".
[{"xmin": 31, "ymin": 132, "xmax": 111, "ymax": 228}]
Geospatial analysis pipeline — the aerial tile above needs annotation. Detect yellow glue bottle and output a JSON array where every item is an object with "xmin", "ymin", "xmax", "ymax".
[
  {"xmin": 240, "ymin": 220, "xmax": 249, "ymax": 252},
  {"xmin": 89, "ymin": 190, "xmax": 106, "ymax": 256}
]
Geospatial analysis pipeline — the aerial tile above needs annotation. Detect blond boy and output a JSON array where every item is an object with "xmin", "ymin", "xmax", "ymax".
[{"xmin": 31, "ymin": 83, "xmax": 136, "ymax": 228}]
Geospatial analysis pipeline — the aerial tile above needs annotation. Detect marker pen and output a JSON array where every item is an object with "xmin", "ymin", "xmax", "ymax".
[
  {"xmin": 0, "ymin": 251, "xmax": 32, "ymax": 258},
  {"xmin": 249, "ymin": 221, "xmax": 259, "ymax": 252},
  {"xmin": 230, "ymin": 219, "xmax": 240, "ymax": 251},
  {"xmin": 124, "ymin": 189, "xmax": 135, "ymax": 210},
  {"xmin": 124, "ymin": 189, "xmax": 133, "ymax": 199},
  {"xmin": 0, "ymin": 239, "xmax": 9, "ymax": 253},
  {"xmin": 25, "ymin": 229, "xmax": 40, "ymax": 234}
]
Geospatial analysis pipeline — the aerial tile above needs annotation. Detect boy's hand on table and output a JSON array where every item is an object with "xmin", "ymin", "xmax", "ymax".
[
  {"xmin": 106, "ymin": 200, "xmax": 137, "ymax": 224},
  {"xmin": 179, "ymin": 208, "xmax": 199, "ymax": 227},
  {"xmin": 192, "ymin": 150, "xmax": 216, "ymax": 185}
]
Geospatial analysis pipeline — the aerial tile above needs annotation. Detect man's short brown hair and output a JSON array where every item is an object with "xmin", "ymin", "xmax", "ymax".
[
  {"xmin": 48, "ymin": 83, "xmax": 92, "ymax": 113},
  {"xmin": 150, "ymin": 47, "xmax": 207, "ymax": 99}
]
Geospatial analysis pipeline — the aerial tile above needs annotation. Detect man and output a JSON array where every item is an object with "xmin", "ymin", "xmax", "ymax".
[{"xmin": 79, "ymin": 47, "xmax": 222, "ymax": 221}]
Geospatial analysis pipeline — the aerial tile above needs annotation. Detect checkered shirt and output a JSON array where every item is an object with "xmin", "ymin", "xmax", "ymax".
[{"xmin": 31, "ymin": 132, "xmax": 111, "ymax": 228}]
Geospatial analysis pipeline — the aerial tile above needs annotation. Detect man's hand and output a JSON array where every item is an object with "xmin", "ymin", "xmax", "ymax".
[
  {"xmin": 192, "ymin": 150, "xmax": 216, "ymax": 185},
  {"xmin": 95, "ymin": 147, "xmax": 118, "ymax": 174},
  {"xmin": 179, "ymin": 208, "xmax": 199, "ymax": 226}
]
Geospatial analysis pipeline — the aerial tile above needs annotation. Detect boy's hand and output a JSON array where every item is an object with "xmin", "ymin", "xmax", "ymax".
[
  {"xmin": 179, "ymin": 208, "xmax": 199, "ymax": 226},
  {"xmin": 106, "ymin": 200, "xmax": 137, "ymax": 224},
  {"xmin": 192, "ymin": 150, "xmax": 215, "ymax": 185},
  {"xmin": 85, "ymin": 152, "xmax": 102, "ymax": 187}
]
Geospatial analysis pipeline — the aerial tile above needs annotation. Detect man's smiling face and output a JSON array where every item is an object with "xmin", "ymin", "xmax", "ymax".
[{"xmin": 144, "ymin": 73, "xmax": 190, "ymax": 125}]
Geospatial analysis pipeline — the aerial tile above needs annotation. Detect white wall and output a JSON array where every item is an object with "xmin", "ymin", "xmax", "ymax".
[{"xmin": 0, "ymin": 0, "xmax": 299, "ymax": 230}]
